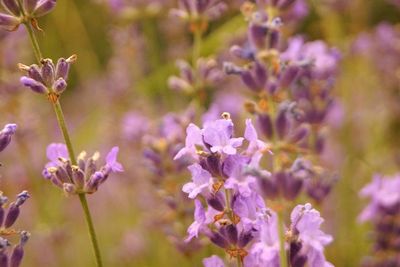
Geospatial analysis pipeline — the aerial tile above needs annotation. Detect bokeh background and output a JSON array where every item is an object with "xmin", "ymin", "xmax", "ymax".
[{"xmin": 1, "ymin": 0, "xmax": 400, "ymax": 266}]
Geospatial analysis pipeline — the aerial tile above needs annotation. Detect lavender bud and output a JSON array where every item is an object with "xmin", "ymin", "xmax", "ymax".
[
  {"xmin": 71, "ymin": 167, "xmax": 85, "ymax": 188},
  {"xmin": 0, "ymin": 238, "xmax": 9, "ymax": 267},
  {"xmin": 209, "ymin": 232, "xmax": 229, "ymax": 249},
  {"xmin": 258, "ymin": 175, "xmax": 278, "ymax": 199},
  {"xmin": 0, "ymin": 124, "xmax": 17, "ymax": 152},
  {"xmin": 276, "ymin": 172, "xmax": 303, "ymax": 200},
  {"xmin": 33, "ymin": 0, "xmax": 56, "ymax": 17},
  {"xmin": 255, "ymin": 62, "xmax": 267, "ymax": 88},
  {"xmin": 55, "ymin": 166, "xmax": 70, "ymax": 184},
  {"xmin": 248, "ymin": 24, "xmax": 267, "ymax": 50},
  {"xmin": 223, "ymin": 62, "xmax": 243, "ymax": 75},
  {"xmin": 1, "ymin": 0, "xmax": 20, "ymax": 16},
  {"xmin": 225, "ymin": 224, "xmax": 238, "ymax": 245},
  {"xmin": 168, "ymin": 76, "xmax": 191, "ymax": 92},
  {"xmin": 55, "ymin": 58, "xmax": 68, "ymax": 79},
  {"xmin": 23, "ymin": 0, "xmax": 38, "ymax": 14},
  {"xmin": 288, "ymin": 125, "xmax": 309, "ymax": 144},
  {"xmin": 257, "ymin": 113, "xmax": 274, "ymax": 139},
  {"xmin": 4, "ymin": 191, "xmax": 29, "ymax": 228},
  {"xmin": 275, "ymin": 107, "xmax": 289, "ymax": 139},
  {"xmin": 10, "ymin": 231, "xmax": 30, "ymax": 267},
  {"xmin": 41, "ymin": 59, "xmax": 56, "ymax": 87},
  {"xmin": 238, "ymin": 230, "xmax": 253, "ymax": 248},
  {"xmin": 206, "ymin": 154, "xmax": 221, "ymax": 177},
  {"xmin": 0, "ymin": 251, "xmax": 7, "ymax": 267},
  {"xmin": 27, "ymin": 64, "xmax": 44, "ymax": 83},
  {"xmin": 15, "ymin": 191, "xmax": 29, "ymax": 206},
  {"xmin": 280, "ymin": 65, "xmax": 299, "ymax": 87},
  {"xmin": 0, "ymin": 196, "xmax": 8, "ymax": 228},
  {"xmin": 206, "ymin": 194, "xmax": 225, "ymax": 212},
  {"xmin": 269, "ymin": 29, "xmax": 280, "ymax": 49},
  {"xmin": 0, "ymin": 13, "xmax": 20, "ymax": 31},
  {"xmin": 241, "ymin": 70, "xmax": 260, "ymax": 92},
  {"xmin": 20, "ymin": 76, "xmax": 47, "ymax": 94},
  {"xmin": 4, "ymin": 203, "xmax": 20, "ymax": 228},
  {"xmin": 52, "ymin": 77, "xmax": 67, "ymax": 94},
  {"xmin": 86, "ymin": 171, "xmax": 104, "ymax": 193},
  {"xmin": 63, "ymin": 183, "xmax": 76, "ymax": 196}
]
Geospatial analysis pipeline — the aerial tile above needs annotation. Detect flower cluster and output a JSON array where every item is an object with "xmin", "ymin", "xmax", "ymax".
[
  {"xmin": 359, "ymin": 174, "xmax": 400, "ymax": 267},
  {"xmin": 222, "ymin": 7, "xmax": 340, "ymax": 203},
  {"xmin": 176, "ymin": 115, "xmax": 333, "ymax": 266},
  {"xmin": 0, "ymin": 0, "xmax": 56, "ymax": 31},
  {"xmin": 19, "ymin": 55, "xmax": 77, "ymax": 97},
  {"xmin": 42, "ymin": 143, "xmax": 123, "ymax": 195}
]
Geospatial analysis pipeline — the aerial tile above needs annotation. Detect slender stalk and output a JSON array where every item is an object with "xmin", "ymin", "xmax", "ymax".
[
  {"xmin": 236, "ymin": 255, "xmax": 243, "ymax": 267},
  {"xmin": 24, "ymin": 22, "xmax": 42, "ymax": 64},
  {"xmin": 277, "ymin": 209, "xmax": 288, "ymax": 267},
  {"xmin": 22, "ymin": 21, "xmax": 103, "ymax": 267},
  {"xmin": 192, "ymin": 27, "xmax": 202, "ymax": 66},
  {"xmin": 78, "ymin": 193, "xmax": 103, "ymax": 267},
  {"xmin": 52, "ymin": 100, "xmax": 77, "ymax": 164}
]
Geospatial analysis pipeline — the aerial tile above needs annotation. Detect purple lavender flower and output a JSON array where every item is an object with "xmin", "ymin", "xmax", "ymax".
[
  {"xmin": 289, "ymin": 203, "xmax": 333, "ymax": 267},
  {"xmin": 186, "ymin": 199, "xmax": 207, "ymax": 241},
  {"xmin": 203, "ymin": 118, "xmax": 244, "ymax": 155},
  {"xmin": 359, "ymin": 177, "xmax": 400, "ymax": 267},
  {"xmin": 203, "ymin": 255, "xmax": 225, "ymax": 267},
  {"xmin": 0, "ymin": 123, "xmax": 17, "ymax": 152},
  {"xmin": 42, "ymin": 143, "xmax": 123, "ymax": 194},
  {"xmin": 183, "ymin": 163, "xmax": 213, "ymax": 199}
]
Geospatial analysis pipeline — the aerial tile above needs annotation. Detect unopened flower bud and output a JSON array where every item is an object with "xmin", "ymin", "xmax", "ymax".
[
  {"xmin": 1, "ymin": 0, "xmax": 20, "ymax": 16},
  {"xmin": 40, "ymin": 59, "xmax": 55, "ymax": 87},
  {"xmin": 23, "ymin": 0, "xmax": 38, "ymax": 14},
  {"xmin": 63, "ymin": 183, "xmax": 76, "ymax": 196},
  {"xmin": 0, "ymin": 13, "xmax": 20, "ymax": 31},
  {"xmin": 20, "ymin": 76, "xmax": 47, "ymax": 94},
  {"xmin": 33, "ymin": 0, "xmax": 56, "ymax": 17},
  {"xmin": 10, "ymin": 231, "xmax": 30, "ymax": 267},
  {"xmin": 0, "ymin": 124, "xmax": 17, "ymax": 152},
  {"xmin": 53, "ymin": 77, "xmax": 67, "ymax": 94}
]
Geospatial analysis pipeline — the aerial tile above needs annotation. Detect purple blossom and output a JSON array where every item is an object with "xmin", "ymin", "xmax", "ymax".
[
  {"xmin": 105, "ymin": 147, "xmax": 124, "ymax": 173},
  {"xmin": 186, "ymin": 199, "xmax": 206, "ymax": 242},
  {"xmin": 202, "ymin": 255, "xmax": 225, "ymax": 267},
  {"xmin": 182, "ymin": 163, "xmax": 213, "ymax": 199},
  {"xmin": 290, "ymin": 203, "xmax": 333, "ymax": 267},
  {"xmin": 203, "ymin": 119, "xmax": 243, "ymax": 155}
]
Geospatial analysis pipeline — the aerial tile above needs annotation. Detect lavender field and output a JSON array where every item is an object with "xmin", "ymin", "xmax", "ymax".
[{"xmin": 0, "ymin": 0, "xmax": 399, "ymax": 266}]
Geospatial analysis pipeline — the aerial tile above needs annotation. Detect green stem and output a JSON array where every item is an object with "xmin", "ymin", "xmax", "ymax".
[
  {"xmin": 78, "ymin": 193, "xmax": 103, "ymax": 267},
  {"xmin": 24, "ymin": 22, "xmax": 42, "ymax": 64},
  {"xmin": 277, "ymin": 209, "xmax": 288, "ymax": 267},
  {"xmin": 192, "ymin": 28, "xmax": 202, "ymax": 66},
  {"xmin": 22, "ymin": 22, "xmax": 103, "ymax": 267},
  {"xmin": 52, "ymin": 100, "xmax": 77, "ymax": 165},
  {"xmin": 237, "ymin": 255, "xmax": 243, "ymax": 267}
]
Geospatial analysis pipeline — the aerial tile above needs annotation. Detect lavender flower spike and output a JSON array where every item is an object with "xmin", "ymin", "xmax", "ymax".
[{"xmin": 0, "ymin": 123, "xmax": 17, "ymax": 152}]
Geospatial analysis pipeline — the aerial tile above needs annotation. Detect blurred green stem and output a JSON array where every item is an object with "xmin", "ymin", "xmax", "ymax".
[
  {"xmin": 192, "ymin": 28, "xmax": 202, "ymax": 65},
  {"xmin": 23, "ymin": 22, "xmax": 103, "ymax": 267}
]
